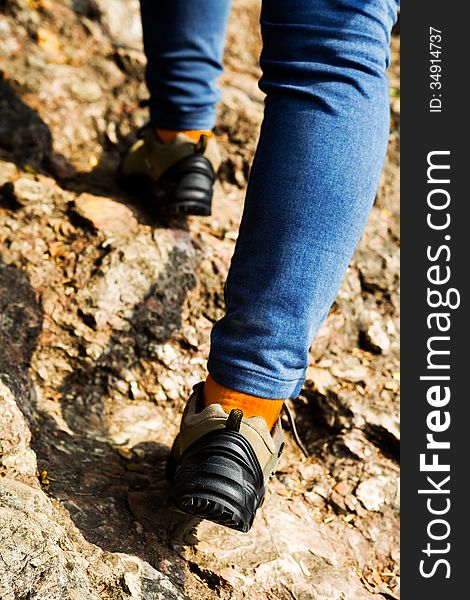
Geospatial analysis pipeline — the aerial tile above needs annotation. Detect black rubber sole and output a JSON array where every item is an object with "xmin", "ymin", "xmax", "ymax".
[
  {"xmin": 117, "ymin": 153, "xmax": 215, "ymax": 217},
  {"xmin": 166, "ymin": 429, "xmax": 265, "ymax": 533}
]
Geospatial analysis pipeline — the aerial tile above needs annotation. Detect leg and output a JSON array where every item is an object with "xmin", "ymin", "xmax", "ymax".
[
  {"xmin": 208, "ymin": 0, "xmax": 399, "ymax": 399},
  {"xmin": 168, "ymin": 0, "xmax": 399, "ymax": 532},
  {"xmin": 121, "ymin": 2, "xmax": 231, "ymax": 216},
  {"xmin": 140, "ymin": 0, "xmax": 232, "ymax": 130}
]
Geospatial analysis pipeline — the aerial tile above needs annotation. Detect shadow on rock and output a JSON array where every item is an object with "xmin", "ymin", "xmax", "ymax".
[
  {"xmin": 0, "ymin": 79, "xmax": 53, "ymax": 170},
  {"xmin": 47, "ymin": 249, "xmax": 202, "ymax": 563},
  {"xmin": 0, "ymin": 245, "xmax": 202, "ymax": 584},
  {"xmin": 48, "ymin": 245, "xmax": 202, "ymax": 552},
  {"xmin": 0, "ymin": 257, "xmax": 43, "ymax": 419},
  {"xmin": 0, "ymin": 256, "xmax": 193, "ymax": 598}
]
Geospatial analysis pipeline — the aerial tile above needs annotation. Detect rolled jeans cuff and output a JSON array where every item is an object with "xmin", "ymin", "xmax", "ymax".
[
  {"xmin": 207, "ymin": 357, "xmax": 306, "ymax": 400},
  {"xmin": 149, "ymin": 103, "xmax": 217, "ymax": 131}
]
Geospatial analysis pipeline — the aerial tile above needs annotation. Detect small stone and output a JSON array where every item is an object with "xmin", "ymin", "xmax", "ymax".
[
  {"xmin": 0, "ymin": 20, "xmax": 19, "ymax": 55},
  {"xmin": 158, "ymin": 374, "xmax": 181, "ymax": 401},
  {"xmin": 73, "ymin": 193, "xmax": 138, "ymax": 237},
  {"xmin": 356, "ymin": 475, "xmax": 396, "ymax": 511},
  {"xmin": 182, "ymin": 325, "xmax": 199, "ymax": 348},
  {"xmin": 0, "ymin": 161, "xmax": 18, "ymax": 180},
  {"xmin": 305, "ymin": 366, "xmax": 337, "ymax": 395},
  {"xmin": 85, "ymin": 343, "xmax": 103, "ymax": 360},
  {"xmin": 68, "ymin": 79, "xmax": 102, "ymax": 103},
  {"xmin": 303, "ymin": 491, "xmax": 325, "ymax": 507},
  {"xmin": 331, "ymin": 357, "xmax": 368, "ymax": 383},
  {"xmin": 333, "ymin": 480, "xmax": 352, "ymax": 496},
  {"xmin": 298, "ymin": 463, "xmax": 325, "ymax": 482},
  {"xmin": 329, "ymin": 490, "xmax": 348, "ymax": 515},
  {"xmin": 106, "ymin": 121, "xmax": 119, "ymax": 145},
  {"xmin": 340, "ymin": 431, "xmax": 374, "ymax": 460},
  {"xmin": 129, "ymin": 380, "xmax": 145, "ymax": 400},
  {"xmin": 9, "ymin": 177, "xmax": 50, "ymax": 206},
  {"xmin": 155, "ymin": 344, "xmax": 179, "ymax": 369},
  {"xmin": 363, "ymin": 321, "xmax": 391, "ymax": 354},
  {"xmin": 93, "ymin": 0, "xmax": 143, "ymax": 49}
]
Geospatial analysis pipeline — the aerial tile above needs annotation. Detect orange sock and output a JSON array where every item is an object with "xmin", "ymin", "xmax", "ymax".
[
  {"xmin": 203, "ymin": 375, "xmax": 283, "ymax": 431},
  {"xmin": 156, "ymin": 128, "xmax": 212, "ymax": 144}
]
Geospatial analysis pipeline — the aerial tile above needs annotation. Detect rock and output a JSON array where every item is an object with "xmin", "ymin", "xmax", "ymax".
[
  {"xmin": 0, "ymin": 478, "xmax": 98, "ymax": 600},
  {"xmin": 155, "ymin": 343, "xmax": 179, "ymax": 369},
  {"xmin": 73, "ymin": 193, "xmax": 138, "ymax": 237},
  {"xmin": 158, "ymin": 373, "xmax": 182, "ymax": 400},
  {"xmin": 361, "ymin": 320, "xmax": 391, "ymax": 354},
  {"xmin": 339, "ymin": 430, "xmax": 375, "ymax": 461},
  {"xmin": 0, "ymin": 379, "xmax": 38, "ymax": 485},
  {"xmin": 0, "ymin": 382, "xmax": 185, "ymax": 600},
  {"xmin": 118, "ymin": 555, "xmax": 186, "ymax": 600},
  {"xmin": 305, "ymin": 366, "xmax": 338, "ymax": 395},
  {"xmin": 74, "ymin": 229, "xmax": 196, "ymax": 331},
  {"xmin": 0, "ymin": 477, "xmax": 185, "ymax": 600},
  {"xmin": 67, "ymin": 78, "xmax": 103, "ymax": 103},
  {"xmin": 0, "ymin": 19, "xmax": 20, "ymax": 55},
  {"xmin": 94, "ymin": 0, "xmax": 143, "ymax": 49},
  {"xmin": 331, "ymin": 356, "xmax": 368, "ymax": 383},
  {"xmin": 6, "ymin": 176, "xmax": 53, "ymax": 206},
  {"xmin": 356, "ymin": 475, "xmax": 399, "ymax": 512},
  {"xmin": 0, "ymin": 160, "xmax": 19, "ymax": 181}
]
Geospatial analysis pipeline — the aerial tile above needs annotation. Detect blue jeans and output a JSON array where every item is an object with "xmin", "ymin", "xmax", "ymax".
[{"xmin": 140, "ymin": 0, "xmax": 399, "ymax": 399}]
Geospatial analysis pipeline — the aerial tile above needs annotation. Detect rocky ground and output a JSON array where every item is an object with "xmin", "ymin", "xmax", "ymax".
[{"xmin": 0, "ymin": 1, "xmax": 400, "ymax": 599}]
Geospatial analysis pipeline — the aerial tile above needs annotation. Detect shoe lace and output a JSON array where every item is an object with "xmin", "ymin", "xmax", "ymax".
[
  {"xmin": 195, "ymin": 134, "xmax": 208, "ymax": 154},
  {"xmin": 283, "ymin": 401, "xmax": 309, "ymax": 458}
]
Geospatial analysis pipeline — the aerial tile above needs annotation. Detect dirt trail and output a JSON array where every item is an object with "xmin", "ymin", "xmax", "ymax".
[{"xmin": 0, "ymin": 1, "xmax": 400, "ymax": 598}]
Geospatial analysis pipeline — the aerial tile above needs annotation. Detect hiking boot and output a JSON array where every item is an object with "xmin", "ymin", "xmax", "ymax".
[
  {"xmin": 166, "ymin": 383, "xmax": 284, "ymax": 533},
  {"xmin": 118, "ymin": 126, "xmax": 221, "ymax": 216}
]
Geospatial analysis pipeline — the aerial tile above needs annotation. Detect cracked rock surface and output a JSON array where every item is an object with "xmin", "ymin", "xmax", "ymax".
[{"xmin": 0, "ymin": 1, "xmax": 400, "ymax": 598}]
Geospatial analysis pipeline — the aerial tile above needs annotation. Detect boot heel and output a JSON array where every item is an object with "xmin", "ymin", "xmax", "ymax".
[
  {"xmin": 169, "ymin": 154, "xmax": 215, "ymax": 216},
  {"xmin": 117, "ymin": 154, "xmax": 215, "ymax": 217},
  {"xmin": 167, "ymin": 429, "xmax": 265, "ymax": 533}
]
